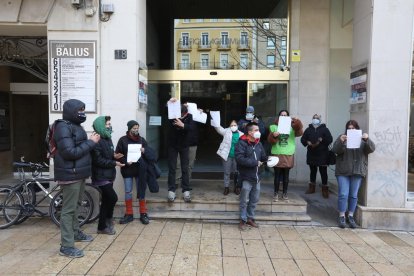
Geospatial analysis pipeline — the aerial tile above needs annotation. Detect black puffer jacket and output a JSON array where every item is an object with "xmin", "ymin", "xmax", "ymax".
[
  {"xmin": 168, "ymin": 113, "xmax": 193, "ymax": 149},
  {"xmin": 235, "ymin": 135, "xmax": 268, "ymax": 184},
  {"xmin": 54, "ymin": 99, "xmax": 96, "ymax": 181},
  {"xmin": 91, "ymin": 138, "xmax": 117, "ymax": 181},
  {"xmin": 115, "ymin": 133, "xmax": 147, "ymax": 178},
  {"xmin": 300, "ymin": 124, "xmax": 333, "ymax": 166}
]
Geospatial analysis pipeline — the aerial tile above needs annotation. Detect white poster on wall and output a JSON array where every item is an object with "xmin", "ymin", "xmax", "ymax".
[{"xmin": 49, "ymin": 41, "xmax": 97, "ymax": 112}]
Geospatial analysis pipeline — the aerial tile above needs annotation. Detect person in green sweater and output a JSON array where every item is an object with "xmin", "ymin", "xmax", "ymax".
[{"xmin": 267, "ymin": 110, "xmax": 303, "ymax": 201}]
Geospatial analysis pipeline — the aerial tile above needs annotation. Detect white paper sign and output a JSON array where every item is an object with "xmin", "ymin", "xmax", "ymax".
[
  {"xmin": 346, "ymin": 129, "xmax": 362, "ymax": 149},
  {"xmin": 192, "ymin": 111, "xmax": 207, "ymax": 124},
  {"xmin": 277, "ymin": 116, "xmax": 292, "ymax": 134},
  {"xmin": 210, "ymin": 111, "xmax": 221, "ymax": 127},
  {"xmin": 167, "ymin": 100, "xmax": 181, "ymax": 119},
  {"xmin": 187, "ymin": 102, "xmax": 198, "ymax": 115},
  {"xmin": 149, "ymin": 116, "xmax": 162, "ymax": 126},
  {"xmin": 127, "ymin": 144, "xmax": 142, "ymax": 163}
]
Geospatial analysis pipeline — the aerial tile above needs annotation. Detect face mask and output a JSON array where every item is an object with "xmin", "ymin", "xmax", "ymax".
[
  {"xmin": 106, "ymin": 126, "xmax": 113, "ymax": 133},
  {"xmin": 131, "ymin": 130, "xmax": 139, "ymax": 136},
  {"xmin": 246, "ymin": 113, "xmax": 254, "ymax": 120},
  {"xmin": 253, "ymin": 131, "xmax": 261, "ymax": 139},
  {"xmin": 312, "ymin": 119, "xmax": 320, "ymax": 125},
  {"xmin": 230, "ymin": 126, "xmax": 238, "ymax": 132},
  {"xmin": 77, "ymin": 112, "xmax": 86, "ymax": 123}
]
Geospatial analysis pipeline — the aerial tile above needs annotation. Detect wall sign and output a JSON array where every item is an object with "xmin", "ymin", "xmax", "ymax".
[
  {"xmin": 49, "ymin": 41, "xmax": 97, "ymax": 112},
  {"xmin": 350, "ymin": 67, "xmax": 367, "ymax": 104},
  {"xmin": 138, "ymin": 61, "xmax": 148, "ymax": 111}
]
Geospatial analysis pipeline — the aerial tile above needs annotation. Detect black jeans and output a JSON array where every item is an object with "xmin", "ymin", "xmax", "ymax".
[
  {"xmin": 98, "ymin": 183, "xmax": 118, "ymax": 231},
  {"xmin": 168, "ymin": 146, "xmax": 191, "ymax": 192},
  {"xmin": 274, "ymin": 167, "xmax": 290, "ymax": 194},
  {"xmin": 309, "ymin": 165, "xmax": 328, "ymax": 185}
]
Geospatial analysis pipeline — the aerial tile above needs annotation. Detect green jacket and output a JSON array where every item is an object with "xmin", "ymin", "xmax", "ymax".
[{"xmin": 332, "ymin": 135, "xmax": 375, "ymax": 177}]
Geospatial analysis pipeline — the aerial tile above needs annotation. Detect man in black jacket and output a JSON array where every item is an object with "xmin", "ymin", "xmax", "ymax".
[
  {"xmin": 54, "ymin": 99, "xmax": 100, "ymax": 258},
  {"xmin": 235, "ymin": 122, "xmax": 267, "ymax": 230}
]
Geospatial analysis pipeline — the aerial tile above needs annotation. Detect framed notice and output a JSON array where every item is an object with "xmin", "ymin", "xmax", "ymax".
[
  {"xmin": 49, "ymin": 41, "xmax": 97, "ymax": 113},
  {"xmin": 350, "ymin": 67, "xmax": 367, "ymax": 105}
]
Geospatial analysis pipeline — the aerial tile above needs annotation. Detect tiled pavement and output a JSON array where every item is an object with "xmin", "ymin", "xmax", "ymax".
[{"xmin": 1, "ymin": 218, "xmax": 414, "ymax": 275}]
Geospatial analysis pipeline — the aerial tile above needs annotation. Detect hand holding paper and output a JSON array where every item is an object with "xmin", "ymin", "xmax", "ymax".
[
  {"xmin": 127, "ymin": 144, "xmax": 142, "ymax": 163},
  {"xmin": 346, "ymin": 129, "xmax": 362, "ymax": 149}
]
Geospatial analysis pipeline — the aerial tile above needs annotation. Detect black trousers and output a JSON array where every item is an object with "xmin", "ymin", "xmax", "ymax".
[
  {"xmin": 273, "ymin": 167, "xmax": 290, "ymax": 194},
  {"xmin": 97, "ymin": 183, "xmax": 118, "ymax": 231},
  {"xmin": 168, "ymin": 146, "xmax": 191, "ymax": 192},
  {"xmin": 309, "ymin": 165, "xmax": 328, "ymax": 185}
]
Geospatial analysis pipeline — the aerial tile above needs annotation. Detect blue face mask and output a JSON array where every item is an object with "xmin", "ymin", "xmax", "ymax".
[{"xmin": 312, "ymin": 119, "xmax": 320, "ymax": 125}]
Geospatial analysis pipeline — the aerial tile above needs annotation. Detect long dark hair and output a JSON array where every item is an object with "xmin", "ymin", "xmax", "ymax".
[
  {"xmin": 278, "ymin": 109, "xmax": 290, "ymax": 116},
  {"xmin": 345, "ymin": 120, "xmax": 360, "ymax": 133}
]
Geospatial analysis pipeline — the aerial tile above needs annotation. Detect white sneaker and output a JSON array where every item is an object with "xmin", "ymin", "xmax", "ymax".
[
  {"xmin": 168, "ymin": 191, "xmax": 176, "ymax": 202},
  {"xmin": 183, "ymin": 191, "xmax": 191, "ymax": 202},
  {"xmin": 273, "ymin": 193, "xmax": 279, "ymax": 202}
]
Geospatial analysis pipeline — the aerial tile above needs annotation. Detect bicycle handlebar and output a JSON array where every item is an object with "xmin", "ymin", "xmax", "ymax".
[{"xmin": 13, "ymin": 162, "xmax": 48, "ymax": 170}]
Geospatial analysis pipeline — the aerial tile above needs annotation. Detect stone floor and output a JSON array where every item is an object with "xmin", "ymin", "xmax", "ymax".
[{"xmin": 1, "ymin": 217, "xmax": 414, "ymax": 275}]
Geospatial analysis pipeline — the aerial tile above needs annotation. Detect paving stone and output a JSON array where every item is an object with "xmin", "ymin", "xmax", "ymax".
[
  {"xmin": 328, "ymin": 242, "xmax": 365, "ymax": 263},
  {"xmin": 223, "ymin": 256, "xmax": 250, "ymax": 276},
  {"xmin": 140, "ymin": 220, "xmax": 166, "ymax": 237},
  {"xmin": 106, "ymin": 233, "xmax": 138, "ymax": 253},
  {"xmin": 391, "ymin": 231, "xmax": 414, "ymax": 247},
  {"xmin": 153, "ymin": 235, "xmax": 180, "ymax": 254},
  {"xmin": 317, "ymin": 228, "xmax": 343, "ymax": 243},
  {"xmin": 295, "ymin": 226, "xmax": 324, "ymax": 241},
  {"xmin": 319, "ymin": 260, "xmax": 354, "ymax": 276},
  {"xmin": 88, "ymin": 249, "xmax": 128, "ymax": 275},
  {"xmin": 355, "ymin": 230, "xmax": 388, "ymax": 247},
  {"xmin": 271, "ymin": 258, "xmax": 302, "ymax": 275},
  {"xmin": 197, "ymin": 255, "xmax": 223, "ymax": 276},
  {"xmin": 243, "ymin": 239, "xmax": 268, "ymax": 258},
  {"xmin": 120, "ymin": 220, "xmax": 145, "ymax": 235},
  {"xmin": 277, "ymin": 226, "xmax": 301, "ymax": 240},
  {"xmin": 199, "ymin": 238, "xmax": 222, "ymax": 256},
  {"xmin": 369, "ymin": 263, "xmax": 406, "ymax": 276},
  {"xmin": 306, "ymin": 241, "xmax": 341, "ymax": 261},
  {"xmin": 161, "ymin": 221, "xmax": 184, "ymax": 236},
  {"xmin": 129, "ymin": 234, "xmax": 158, "ymax": 253},
  {"xmin": 115, "ymin": 251, "xmax": 151, "ymax": 275},
  {"xmin": 3, "ymin": 250, "xmax": 56, "ymax": 275},
  {"xmin": 296, "ymin": 259, "xmax": 328, "ymax": 275},
  {"xmin": 263, "ymin": 240, "xmax": 292, "ymax": 259},
  {"xmin": 258, "ymin": 224, "xmax": 281, "ymax": 240},
  {"xmin": 142, "ymin": 253, "xmax": 174, "ymax": 276},
  {"xmin": 375, "ymin": 232, "xmax": 411, "ymax": 247},
  {"xmin": 394, "ymin": 261, "xmax": 414, "ymax": 275},
  {"xmin": 221, "ymin": 224, "xmax": 242, "ymax": 239},
  {"xmin": 344, "ymin": 261, "xmax": 380, "ymax": 275},
  {"xmin": 247, "ymin": 257, "xmax": 276, "ymax": 276},
  {"xmin": 334, "ymin": 228, "xmax": 366, "ymax": 244},
  {"xmin": 222, "ymin": 238, "xmax": 245, "ymax": 257},
  {"xmin": 59, "ymin": 250, "xmax": 102, "ymax": 275},
  {"xmin": 169, "ymin": 253, "xmax": 198, "ymax": 276},
  {"xmin": 202, "ymin": 223, "xmax": 221, "ymax": 238},
  {"xmin": 349, "ymin": 243, "xmax": 389, "ymax": 264},
  {"xmin": 240, "ymin": 227, "xmax": 261, "ymax": 240},
  {"xmin": 285, "ymin": 240, "xmax": 316, "ymax": 260},
  {"xmin": 374, "ymin": 245, "xmax": 411, "ymax": 265},
  {"xmin": 36, "ymin": 253, "xmax": 72, "ymax": 274},
  {"xmin": 392, "ymin": 245, "xmax": 414, "ymax": 259},
  {"xmin": 182, "ymin": 222, "xmax": 203, "ymax": 238}
]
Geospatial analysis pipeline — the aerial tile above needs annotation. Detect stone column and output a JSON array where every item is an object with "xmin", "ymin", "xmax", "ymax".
[{"xmin": 352, "ymin": 0, "xmax": 414, "ymax": 230}]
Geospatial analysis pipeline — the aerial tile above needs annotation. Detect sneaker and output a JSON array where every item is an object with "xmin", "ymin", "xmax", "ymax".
[
  {"xmin": 74, "ymin": 230, "xmax": 94, "ymax": 242},
  {"xmin": 239, "ymin": 220, "xmax": 247, "ymax": 231},
  {"xmin": 140, "ymin": 213, "xmax": 150, "ymax": 225},
  {"xmin": 282, "ymin": 193, "xmax": 288, "ymax": 200},
  {"xmin": 59, "ymin": 246, "xmax": 84, "ymax": 258},
  {"xmin": 223, "ymin": 187, "xmax": 230, "ymax": 195},
  {"xmin": 97, "ymin": 227, "xmax": 116, "ymax": 235},
  {"xmin": 106, "ymin": 218, "xmax": 115, "ymax": 232},
  {"xmin": 348, "ymin": 216, "xmax": 357, "ymax": 229},
  {"xmin": 119, "ymin": 214, "xmax": 134, "ymax": 224},
  {"xmin": 246, "ymin": 219, "xmax": 259, "ymax": 228},
  {"xmin": 183, "ymin": 191, "xmax": 191, "ymax": 202},
  {"xmin": 273, "ymin": 193, "xmax": 279, "ymax": 202},
  {"xmin": 168, "ymin": 191, "xmax": 176, "ymax": 202},
  {"xmin": 338, "ymin": 216, "xmax": 346, "ymax": 228}
]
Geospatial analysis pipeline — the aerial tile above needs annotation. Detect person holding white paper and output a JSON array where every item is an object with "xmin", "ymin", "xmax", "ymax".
[
  {"xmin": 213, "ymin": 119, "xmax": 244, "ymax": 195},
  {"xmin": 268, "ymin": 110, "xmax": 303, "ymax": 201},
  {"xmin": 332, "ymin": 120, "xmax": 375, "ymax": 229},
  {"xmin": 115, "ymin": 120, "xmax": 150, "ymax": 225}
]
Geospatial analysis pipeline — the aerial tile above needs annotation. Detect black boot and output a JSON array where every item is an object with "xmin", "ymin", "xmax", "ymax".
[
  {"xmin": 140, "ymin": 213, "xmax": 150, "ymax": 225},
  {"xmin": 119, "ymin": 214, "xmax": 133, "ymax": 224},
  {"xmin": 233, "ymin": 172, "xmax": 241, "ymax": 195}
]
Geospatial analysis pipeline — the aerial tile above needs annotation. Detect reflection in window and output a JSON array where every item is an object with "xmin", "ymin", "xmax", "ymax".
[
  {"xmin": 267, "ymin": 55, "xmax": 275, "ymax": 68},
  {"xmin": 240, "ymin": 54, "xmax": 248, "ymax": 69},
  {"xmin": 267, "ymin": 36, "xmax": 275, "ymax": 49},
  {"xmin": 181, "ymin": 54, "xmax": 190, "ymax": 69},
  {"xmin": 201, "ymin": 54, "xmax": 209, "ymax": 68}
]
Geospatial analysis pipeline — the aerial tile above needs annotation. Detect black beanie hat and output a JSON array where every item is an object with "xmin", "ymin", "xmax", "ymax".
[{"xmin": 127, "ymin": 120, "xmax": 139, "ymax": 131}]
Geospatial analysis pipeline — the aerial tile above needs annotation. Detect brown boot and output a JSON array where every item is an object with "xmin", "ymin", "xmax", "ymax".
[
  {"xmin": 223, "ymin": 187, "xmax": 229, "ymax": 195},
  {"xmin": 322, "ymin": 185, "xmax": 329, "ymax": 198},
  {"xmin": 305, "ymin": 182, "xmax": 316, "ymax": 194}
]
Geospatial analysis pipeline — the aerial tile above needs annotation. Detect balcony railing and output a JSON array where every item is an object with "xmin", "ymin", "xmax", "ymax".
[
  {"xmin": 177, "ymin": 41, "xmax": 192, "ymax": 51},
  {"xmin": 237, "ymin": 41, "xmax": 250, "ymax": 50},
  {"xmin": 178, "ymin": 61, "xmax": 254, "ymax": 70},
  {"xmin": 217, "ymin": 43, "xmax": 231, "ymax": 50},
  {"xmin": 177, "ymin": 63, "xmax": 193, "ymax": 69},
  {"xmin": 198, "ymin": 42, "xmax": 212, "ymax": 50}
]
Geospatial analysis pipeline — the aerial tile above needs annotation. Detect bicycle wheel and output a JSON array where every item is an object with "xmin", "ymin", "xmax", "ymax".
[
  {"xmin": 14, "ymin": 183, "xmax": 36, "ymax": 225},
  {"xmin": 0, "ymin": 186, "xmax": 24, "ymax": 229},
  {"xmin": 49, "ymin": 189, "xmax": 93, "ymax": 228},
  {"xmin": 85, "ymin": 184, "xmax": 101, "ymax": 223}
]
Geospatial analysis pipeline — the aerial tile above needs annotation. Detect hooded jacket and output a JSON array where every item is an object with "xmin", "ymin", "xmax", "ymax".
[
  {"xmin": 91, "ymin": 116, "xmax": 117, "ymax": 182},
  {"xmin": 53, "ymin": 99, "xmax": 96, "ymax": 181},
  {"xmin": 235, "ymin": 134, "xmax": 267, "ymax": 184},
  {"xmin": 300, "ymin": 123, "xmax": 333, "ymax": 166}
]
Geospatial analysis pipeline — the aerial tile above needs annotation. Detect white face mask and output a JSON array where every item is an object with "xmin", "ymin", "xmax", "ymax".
[
  {"xmin": 246, "ymin": 113, "xmax": 254, "ymax": 120},
  {"xmin": 312, "ymin": 119, "xmax": 320, "ymax": 125},
  {"xmin": 253, "ymin": 131, "xmax": 261, "ymax": 139},
  {"xmin": 230, "ymin": 126, "xmax": 238, "ymax": 132}
]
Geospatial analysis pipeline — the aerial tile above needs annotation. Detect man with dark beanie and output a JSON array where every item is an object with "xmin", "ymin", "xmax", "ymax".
[
  {"xmin": 54, "ymin": 99, "xmax": 100, "ymax": 258},
  {"xmin": 115, "ymin": 120, "xmax": 149, "ymax": 224}
]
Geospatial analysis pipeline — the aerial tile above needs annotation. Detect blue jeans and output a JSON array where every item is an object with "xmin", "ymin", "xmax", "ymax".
[
  {"xmin": 124, "ymin": 177, "xmax": 145, "ymax": 200},
  {"xmin": 337, "ymin": 175, "xmax": 362, "ymax": 213},
  {"xmin": 239, "ymin": 180, "xmax": 260, "ymax": 222}
]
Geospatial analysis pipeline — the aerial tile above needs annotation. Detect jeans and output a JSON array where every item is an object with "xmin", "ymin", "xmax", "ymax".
[
  {"xmin": 310, "ymin": 165, "xmax": 328, "ymax": 185},
  {"xmin": 168, "ymin": 146, "xmax": 191, "ymax": 192},
  {"xmin": 239, "ymin": 180, "xmax": 260, "ymax": 222},
  {"xmin": 98, "ymin": 183, "xmax": 118, "ymax": 231},
  {"xmin": 176, "ymin": 145, "xmax": 197, "ymax": 180},
  {"xmin": 60, "ymin": 179, "xmax": 85, "ymax": 247},
  {"xmin": 273, "ymin": 167, "xmax": 290, "ymax": 194},
  {"xmin": 337, "ymin": 175, "xmax": 363, "ymax": 213},
  {"xmin": 222, "ymin": 157, "xmax": 237, "ymax": 188},
  {"xmin": 124, "ymin": 177, "xmax": 145, "ymax": 200}
]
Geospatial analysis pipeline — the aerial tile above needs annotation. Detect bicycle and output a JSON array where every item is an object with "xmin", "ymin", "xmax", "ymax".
[{"xmin": 0, "ymin": 161, "xmax": 98, "ymax": 229}]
